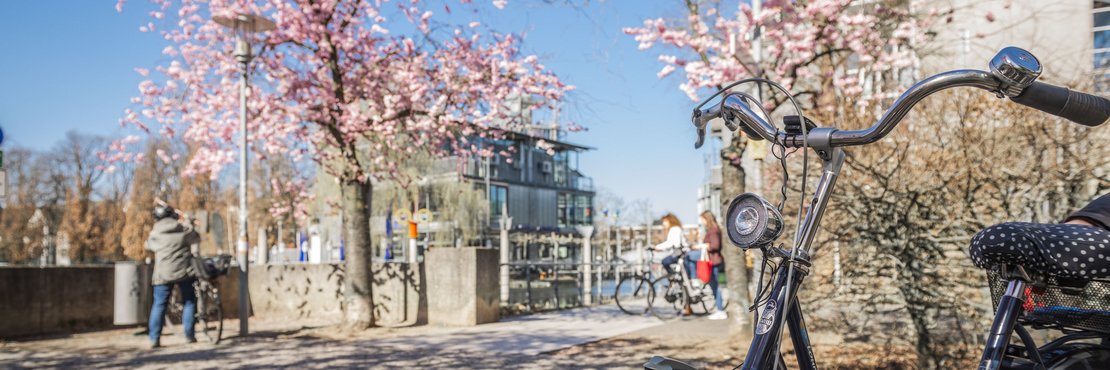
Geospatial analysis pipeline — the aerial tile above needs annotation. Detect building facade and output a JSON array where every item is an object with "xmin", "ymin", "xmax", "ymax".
[{"xmin": 460, "ymin": 128, "xmax": 595, "ymax": 234}]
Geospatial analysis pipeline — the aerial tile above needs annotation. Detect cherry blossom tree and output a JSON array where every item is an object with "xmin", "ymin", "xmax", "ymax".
[
  {"xmin": 624, "ymin": 0, "xmax": 941, "ymax": 344},
  {"xmin": 116, "ymin": 0, "xmax": 571, "ymax": 328}
]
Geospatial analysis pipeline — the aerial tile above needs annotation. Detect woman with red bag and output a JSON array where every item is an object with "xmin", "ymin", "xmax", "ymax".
[{"xmin": 687, "ymin": 211, "xmax": 727, "ymax": 320}]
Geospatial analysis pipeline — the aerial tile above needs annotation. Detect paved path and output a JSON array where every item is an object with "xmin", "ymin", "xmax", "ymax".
[
  {"xmin": 371, "ymin": 304, "xmax": 664, "ymax": 356},
  {"xmin": 0, "ymin": 304, "xmax": 701, "ymax": 369}
]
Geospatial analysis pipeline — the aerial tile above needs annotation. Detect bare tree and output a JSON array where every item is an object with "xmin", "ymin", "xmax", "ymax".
[
  {"xmin": 795, "ymin": 90, "xmax": 1110, "ymax": 368},
  {"xmin": 53, "ymin": 132, "xmax": 110, "ymax": 263}
]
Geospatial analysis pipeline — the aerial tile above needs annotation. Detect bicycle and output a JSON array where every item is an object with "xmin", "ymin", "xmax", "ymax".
[
  {"xmin": 651, "ymin": 247, "xmax": 730, "ymax": 320},
  {"xmin": 615, "ymin": 249, "xmax": 657, "ymax": 316},
  {"xmin": 167, "ymin": 254, "xmax": 232, "ymax": 344},
  {"xmin": 645, "ymin": 47, "xmax": 1110, "ymax": 369}
]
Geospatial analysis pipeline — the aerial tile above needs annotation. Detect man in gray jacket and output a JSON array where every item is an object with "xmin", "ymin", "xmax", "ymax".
[{"xmin": 145, "ymin": 204, "xmax": 200, "ymax": 348}]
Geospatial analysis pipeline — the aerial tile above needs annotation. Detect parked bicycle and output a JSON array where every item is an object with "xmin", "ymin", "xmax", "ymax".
[
  {"xmin": 651, "ymin": 246, "xmax": 730, "ymax": 320},
  {"xmin": 646, "ymin": 47, "xmax": 1110, "ymax": 369},
  {"xmin": 167, "ymin": 254, "xmax": 232, "ymax": 344}
]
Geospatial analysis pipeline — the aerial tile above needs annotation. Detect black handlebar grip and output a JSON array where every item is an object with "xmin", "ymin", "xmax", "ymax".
[{"xmin": 1011, "ymin": 81, "xmax": 1110, "ymax": 127}]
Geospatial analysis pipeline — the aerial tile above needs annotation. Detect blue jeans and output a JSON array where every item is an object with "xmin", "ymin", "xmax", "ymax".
[
  {"xmin": 149, "ymin": 279, "xmax": 196, "ymax": 344},
  {"xmin": 709, "ymin": 265, "xmax": 724, "ymax": 311},
  {"xmin": 684, "ymin": 251, "xmax": 701, "ymax": 280},
  {"xmin": 661, "ymin": 253, "xmax": 680, "ymax": 275}
]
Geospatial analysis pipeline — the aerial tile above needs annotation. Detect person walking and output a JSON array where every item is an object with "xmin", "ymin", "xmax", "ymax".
[
  {"xmin": 690, "ymin": 211, "xmax": 727, "ymax": 320},
  {"xmin": 145, "ymin": 204, "xmax": 201, "ymax": 348}
]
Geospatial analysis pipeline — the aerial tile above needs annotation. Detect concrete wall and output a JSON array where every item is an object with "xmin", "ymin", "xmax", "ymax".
[
  {"xmin": 0, "ymin": 267, "xmax": 115, "ymax": 338},
  {"xmin": 248, "ymin": 262, "xmax": 425, "ymax": 326},
  {"xmin": 426, "ymin": 248, "xmax": 500, "ymax": 326}
]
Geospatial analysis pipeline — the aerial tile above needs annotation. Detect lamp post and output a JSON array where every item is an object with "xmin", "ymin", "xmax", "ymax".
[{"xmin": 213, "ymin": 12, "xmax": 275, "ymax": 337}]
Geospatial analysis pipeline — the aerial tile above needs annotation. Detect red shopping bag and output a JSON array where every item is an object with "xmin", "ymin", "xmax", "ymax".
[{"xmin": 696, "ymin": 250, "xmax": 713, "ymax": 284}]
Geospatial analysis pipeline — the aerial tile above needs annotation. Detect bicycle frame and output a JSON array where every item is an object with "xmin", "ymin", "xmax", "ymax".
[{"xmin": 740, "ymin": 148, "xmax": 845, "ymax": 370}]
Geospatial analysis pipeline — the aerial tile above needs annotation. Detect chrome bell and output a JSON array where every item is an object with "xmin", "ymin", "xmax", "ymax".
[
  {"xmin": 724, "ymin": 193, "xmax": 784, "ymax": 250},
  {"xmin": 989, "ymin": 46, "xmax": 1042, "ymax": 97}
]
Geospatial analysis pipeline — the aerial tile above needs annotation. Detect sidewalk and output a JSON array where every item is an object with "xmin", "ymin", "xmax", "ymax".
[{"xmin": 0, "ymin": 304, "xmax": 742, "ymax": 369}]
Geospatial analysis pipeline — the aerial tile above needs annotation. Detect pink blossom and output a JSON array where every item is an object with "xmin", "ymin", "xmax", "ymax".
[
  {"xmin": 627, "ymin": 0, "xmax": 931, "ymax": 101},
  {"xmin": 112, "ymin": 0, "xmax": 573, "ymax": 209}
]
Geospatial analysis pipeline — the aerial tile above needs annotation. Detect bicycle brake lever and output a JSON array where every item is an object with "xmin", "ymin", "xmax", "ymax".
[{"xmin": 694, "ymin": 126, "xmax": 706, "ymax": 149}]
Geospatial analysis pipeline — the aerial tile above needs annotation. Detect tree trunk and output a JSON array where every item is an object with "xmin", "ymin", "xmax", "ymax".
[
  {"xmin": 342, "ymin": 179, "xmax": 375, "ymax": 328},
  {"xmin": 720, "ymin": 138, "xmax": 752, "ymax": 338}
]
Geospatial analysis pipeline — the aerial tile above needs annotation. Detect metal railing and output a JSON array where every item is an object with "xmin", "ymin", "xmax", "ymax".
[{"xmin": 500, "ymin": 258, "xmax": 660, "ymax": 313}]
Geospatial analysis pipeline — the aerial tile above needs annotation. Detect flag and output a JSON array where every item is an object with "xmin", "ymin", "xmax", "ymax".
[{"xmin": 384, "ymin": 198, "xmax": 394, "ymax": 261}]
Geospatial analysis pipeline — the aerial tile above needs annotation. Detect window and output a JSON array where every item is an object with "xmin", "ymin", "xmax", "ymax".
[
  {"xmin": 1095, "ymin": 8, "xmax": 1110, "ymax": 90},
  {"xmin": 553, "ymin": 151, "xmax": 568, "ymax": 187},
  {"xmin": 1096, "ymin": 52, "xmax": 1110, "ymax": 70},
  {"xmin": 1095, "ymin": 30, "xmax": 1110, "ymax": 50},
  {"xmin": 576, "ymin": 195, "xmax": 592, "ymax": 225},
  {"xmin": 489, "ymin": 185, "xmax": 507, "ymax": 225},
  {"xmin": 557, "ymin": 193, "xmax": 570, "ymax": 229},
  {"xmin": 558, "ymin": 193, "xmax": 592, "ymax": 228},
  {"xmin": 1097, "ymin": 10, "xmax": 1110, "ymax": 27}
]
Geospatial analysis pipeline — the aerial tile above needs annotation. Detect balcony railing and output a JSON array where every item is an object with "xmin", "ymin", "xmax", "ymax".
[{"xmin": 573, "ymin": 176, "xmax": 594, "ymax": 192}]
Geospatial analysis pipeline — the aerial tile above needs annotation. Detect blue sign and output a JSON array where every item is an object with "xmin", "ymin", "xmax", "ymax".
[{"xmin": 0, "ymin": 126, "xmax": 5, "ymax": 146}]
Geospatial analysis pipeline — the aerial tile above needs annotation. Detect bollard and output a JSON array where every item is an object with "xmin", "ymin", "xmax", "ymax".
[
  {"xmin": 525, "ymin": 262, "xmax": 533, "ymax": 312},
  {"xmin": 114, "ymin": 262, "xmax": 142, "ymax": 325},
  {"xmin": 576, "ymin": 226, "xmax": 594, "ymax": 306},
  {"xmin": 553, "ymin": 265, "xmax": 560, "ymax": 309}
]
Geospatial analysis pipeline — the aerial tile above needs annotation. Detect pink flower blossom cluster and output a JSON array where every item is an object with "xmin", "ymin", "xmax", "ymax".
[
  {"xmin": 113, "ymin": 0, "xmax": 567, "ymax": 213},
  {"xmin": 624, "ymin": 0, "xmax": 939, "ymax": 102}
]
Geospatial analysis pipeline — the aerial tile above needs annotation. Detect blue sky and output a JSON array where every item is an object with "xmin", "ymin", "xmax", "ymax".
[{"xmin": 0, "ymin": 1, "xmax": 715, "ymax": 224}]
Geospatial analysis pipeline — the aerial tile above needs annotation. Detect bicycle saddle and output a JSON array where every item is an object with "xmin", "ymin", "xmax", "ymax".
[{"xmin": 970, "ymin": 222, "xmax": 1110, "ymax": 279}]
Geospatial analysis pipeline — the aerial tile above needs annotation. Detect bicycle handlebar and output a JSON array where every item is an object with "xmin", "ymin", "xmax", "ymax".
[
  {"xmin": 691, "ymin": 47, "xmax": 1110, "ymax": 149},
  {"xmin": 1011, "ymin": 81, "xmax": 1110, "ymax": 127}
]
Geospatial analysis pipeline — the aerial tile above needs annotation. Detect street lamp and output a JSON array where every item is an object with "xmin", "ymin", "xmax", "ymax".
[{"xmin": 213, "ymin": 12, "xmax": 275, "ymax": 337}]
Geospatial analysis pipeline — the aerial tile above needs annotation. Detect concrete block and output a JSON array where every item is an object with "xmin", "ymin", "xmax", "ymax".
[
  {"xmin": 246, "ymin": 262, "xmax": 424, "ymax": 326},
  {"xmin": 0, "ymin": 267, "xmax": 114, "ymax": 338},
  {"xmin": 427, "ymin": 248, "xmax": 500, "ymax": 326}
]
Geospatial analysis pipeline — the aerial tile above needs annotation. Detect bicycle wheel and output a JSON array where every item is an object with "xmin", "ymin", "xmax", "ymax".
[
  {"xmin": 615, "ymin": 275, "xmax": 653, "ymax": 315},
  {"xmin": 689, "ymin": 284, "xmax": 713, "ymax": 316},
  {"xmin": 650, "ymin": 276, "xmax": 688, "ymax": 320},
  {"xmin": 197, "ymin": 282, "xmax": 223, "ymax": 344}
]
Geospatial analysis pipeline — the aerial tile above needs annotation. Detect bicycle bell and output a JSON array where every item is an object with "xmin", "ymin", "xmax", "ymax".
[
  {"xmin": 725, "ymin": 193, "xmax": 783, "ymax": 250},
  {"xmin": 989, "ymin": 46, "xmax": 1041, "ymax": 97}
]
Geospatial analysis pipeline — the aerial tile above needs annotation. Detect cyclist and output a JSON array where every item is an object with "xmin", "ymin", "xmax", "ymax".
[
  {"xmin": 971, "ymin": 193, "xmax": 1110, "ymax": 276},
  {"xmin": 653, "ymin": 213, "xmax": 688, "ymax": 276},
  {"xmin": 145, "ymin": 203, "xmax": 201, "ymax": 348}
]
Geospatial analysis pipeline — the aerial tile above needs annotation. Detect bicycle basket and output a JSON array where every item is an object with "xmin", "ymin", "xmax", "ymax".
[
  {"xmin": 193, "ymin": 254, "xmax": 233, "ymax": 280},
  {"xmin": 205, "ymin": 255, "xmax": 233, "ymax": 277},
  {"xmin": 988, "ymin": 269, "xmax": 1110, "ymax": 335}
]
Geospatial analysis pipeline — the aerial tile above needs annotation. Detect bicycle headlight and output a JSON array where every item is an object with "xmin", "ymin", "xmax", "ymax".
[{"xmin": 725, "ymin": 193, "xmax": 783, "ymax": 250}]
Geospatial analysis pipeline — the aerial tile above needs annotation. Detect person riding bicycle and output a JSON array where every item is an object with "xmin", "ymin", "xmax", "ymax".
[
  {"xmin": 653, "ymin": 213, "xmax": 689, "ymax": 276},
  {"xmin": 145, "ymin": 202, "xmax": 201, "ymax": 348}
]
